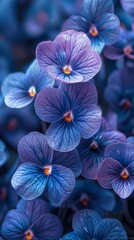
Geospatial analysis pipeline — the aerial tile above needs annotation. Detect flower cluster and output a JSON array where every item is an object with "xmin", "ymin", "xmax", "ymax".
[{"xmin": 1, "ymin": 0, "xmax": 134, "ymax": 238}]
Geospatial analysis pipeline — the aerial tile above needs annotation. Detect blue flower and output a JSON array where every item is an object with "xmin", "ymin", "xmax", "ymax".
[
  {"xmin": 63, "ymin": 0, "xmax": 120, "ymax": 53},
  {"xmin": 62, "ymin": 209, "xmax": 127, "ymax": 240},
  {"xmin": 2, "ymin": 60, "xmax": 54, "ymax": 108},
  {"xmin": 104, "ymin": 28, "xmax": 134, "ymax": 62},
  {"xmin": 104, "ymin": 68, "xmax": 134, "ymax": 124},
  {"xmin": 0, "ymin": 105, "xmax": 41, "ymax": 148},
  {"xmin": 11, "ymin": 132, "xmax": 81, "ymax": 204},
  {"xmin": 97, "ymin": 142, "xmax": 134, "ymax": 199},
  {"xmin": 1, "ymin": 199, "xmax": 63, "ymax": 240},
  {"xmin": 36, "ymin": 30, "xmax": 101, "ymax": 84},
  {"xmin": 35, "ymin": 82, "xmax": 102, "ymax": 152},
  {"xmin": 78, "ymin": 127, "xmax": 126, "ymax": 179},
  {"xmin": 66, "ymin": 179, "xmax": 115, "ymax": 216}
]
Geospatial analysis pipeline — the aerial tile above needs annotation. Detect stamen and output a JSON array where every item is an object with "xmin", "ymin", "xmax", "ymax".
[
  {"xmin": 90, "ymin": 141, "xmax": 99, "ymax": 150},
  {"xmin": 120, "ymin": 168, "xmax": 129, "ymax": 179},
  {"xmin": 25, "ymin": 230, "xmax": 34, "ymax": 240},
  {"xmin": 63, "ymin": 65, "xmax": 72, "ymax": 75},
  {"xmin": 124, "ymin": 45, "xmax": 133, "ymax": 56},
  {"xmin": 44, "ymin": 166, "xmax": 52, "ymax": 176},
  {"xmin": 64, "ymin": 111, "xmax": 73, "ymax": 122},
  {"xmin": 89, "ymin": 25, "xmax": 98, "ymax": 37},
  {"xmin": 28, "ymin": 86, "xmax": 36, "ymax": 97}
]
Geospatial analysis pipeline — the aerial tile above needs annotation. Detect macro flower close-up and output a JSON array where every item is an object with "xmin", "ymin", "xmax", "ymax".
[{"xmin": 1, "ymin": 0, "xmax": 134, "ymax": 239}]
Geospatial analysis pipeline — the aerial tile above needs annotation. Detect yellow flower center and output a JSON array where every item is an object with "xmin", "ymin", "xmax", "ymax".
[
  {"xmin": 44, "ymin": 166, "xmax": 52, "ymax": 176},
  {"xmin": 120, "ymin": 168, "xmax": 129, "ymax": 179},
  {"xmin": 64, "ymin": 111, "xmax": 73, "ymax": 122},
  {"xmin": 63, "ymin": 65, "xmax": 72, "ymax": 75},
  {"xmin": 28, "ymin": 86, "xmax": 36, "ymax": 97},
  {"xmin": 89, "ymin": 25, "xmax": 98, "ymax": 37}
]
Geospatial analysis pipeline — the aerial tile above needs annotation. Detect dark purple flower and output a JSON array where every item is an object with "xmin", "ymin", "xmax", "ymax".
[
  {"xmin": 35, "ymin": 81, "xmax": 102, "ymax": 152},
  {"xmin": 62, "ymin": 209, "xmax": 127, "ymax": 240},
  {"xmin": 97, "ymin": 142, "xmax": 134, "ymax": 199},
  {"xmin": 1, "ymin": 199, "xmax": 63, "ymax": 240},
  {"xmin": 67, "ymin": 179, "xmax": 115, "ymax": 216},
  {"xmin": 36, "ymin": 30, "xmax": 101, "ymax": 83},
  {"xmin": 104, "ymin": 28, "xmax": 134, "ymax": 61},
  {"xmin": 11, "ymin": 132, "xmax": 81, "ymax": 205},
  {"xmin": 78, "ymin": 128, "xmax": 126, "ymax": 179},
  {"xmin": 104, "ymin": 68, "xmax": 134, "ymax": 124},
  {"xmin": 63, "ymin": 0, "xmax": 120, "ymax": 53}
]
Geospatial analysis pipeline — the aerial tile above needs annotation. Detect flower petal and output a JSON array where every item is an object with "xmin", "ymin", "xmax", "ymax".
[
  {"xmin": 17, "ymin": 199, "xmax": 49, "ymax": 225},
  {"xmin": 11, "ymin": 163, "xmax": 48, "ymax": 200},
  {"xmin": 72, "ymin": 209, "xmax": 102, "ymax": 240},
  {"xmin": 1, "ymin": 210, "xmax": 29, "ymax": 239},
  {"xmin": 18, "ymin": 132, "xmax": 53, "ymax": 166},
  {"xmin": 63, "ymin": 16, "xmax": 89, "ymax": 32},
  {"xmin": 46, "ymin": 165, "xmax": 75, "ymax": 205},
  {"xmin": 35, "ymin": 88, "xmax": 70, "ymax": 123},
  {"xmin": 53, "ymin": 149, "xmax": 82, "ymax": 177},
  {"xmin": 94, "ymin": 218, "xmax": 127, "ymax": 240},
  {"xmin": 112, "ymin": 178, "xmax": 134, "ymax": 199},
  {"xmin": 104, "ymin": 46, "xmax": 124, "ymax": 60},
  {"xmin": 46, "ymin": 119, "xmax": 81, "ymax": 152},
  {"xmin": 62, "ymin": 232, "xmax": 78, "ymax": 240},
  {"xmin": 97, "ymin": 159, "xmax": 123, "ymax": 188}
]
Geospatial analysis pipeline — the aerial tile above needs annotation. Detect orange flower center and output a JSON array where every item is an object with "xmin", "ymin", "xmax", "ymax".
[
  {"xmin": 44, "ymin": 166, "xmax": 52, "ymax": 176},
  {"xmin": 90, "ymin": 141, "xmax": 99, "ymax": 150},
  {"xmin": 89, "ymin": 25, "xmax": 98, "ymax": 37},
  {"xmin": 121, "ymin": 168, "xmax": 129, "ymax": 179},
  {"xmin": 28, "ymin": 86, "xmax": 36, "ymax": 97},
  {"xmin": 25, "ymin": 230, "xmax": 34, "ymax": 240},
  {"xmin": 63, "ymin": 65, "xmax": 72, "ymax": 75},
  {"xmin": 64, "ymin": 111, "xmax": 73, "ymax": 122}
]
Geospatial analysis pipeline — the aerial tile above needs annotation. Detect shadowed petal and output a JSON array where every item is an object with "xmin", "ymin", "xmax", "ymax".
[
  {"xmin": 62, "ymin": 232, "xmax": 78, "ymax": 240},
  {"xmin": 31, "ymin": 213, "xmax": 63, "ymax": 240},
  {"xmin": 46, "ymin": 120, "xmax": 81, "ymax": 152},
  {"xmin": 11, "ymin": 163, "xmax": 48, "ymax": 200},
  {"xmin": 18, "ymin": 132, "xmax": 53, "ymax": 166},
  {"xmin": 53, "ymin": 150, "xmax": 82, "ymax": 177},
  {"xmin": 46, "ymin": 165, "xmax": 75, "ymax": 205},
  {"xmin": 104, "ymin": 46, "xmax": 124, "ymax": 60}
]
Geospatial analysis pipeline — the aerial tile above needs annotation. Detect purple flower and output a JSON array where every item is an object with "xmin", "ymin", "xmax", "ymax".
[
  {"xmin": 104, "ymin": 28, "xmax": 134, "ymax": 61},
  {"xmin": 97, "ymin": 142, "xmax": 134, "ymax": 199},
  {"xmin": 35, "ymin": 82, "xmax": 102, "ymax": 152},
  {"xmin": 11, "ymin": 132, "xmax": 81, "ymax": 205},
  {"xmin": 104, "ymin": 68, "xmax": 134, "ymax": 124},
  {"xmin": 1, "ymin": 199, "xmax": 63, "ymax": 240},
  {"xmin": 36, "ymin": 30, "xmax": 101, "ymax": 83},
  {"xmin": 62, "ymin": 0, "xmax": 120, "ymax": 53},
  {"xmin": 1, "ymin": 60, "xmax": 54, "ymax": 108},
  {"xmin": 62, "ymin": 209, "xmax": 127, "ymax": 240},
  {"xmin": 78, "ymin": 128, "xmax": 126, "ymax": 179}
]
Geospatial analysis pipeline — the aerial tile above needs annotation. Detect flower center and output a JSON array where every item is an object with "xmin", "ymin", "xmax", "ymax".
[
  {"xmin": 7, "ymin": 118, "xmax": 17, "ymax": 131},
  {"xmin": 120, "ymin": 99, "xmax": 132, "ymax": 110},
  {"xmin": 0, "ymin": 187, "xmax": 7, "ymax": 200},
  {"xmin": 63, "ymin": 65, "xmax": 72, "ymax": 75},
  {"xmin": 123, "ymin": 45, "xmax": 133, "ymax": 56},
  {"xmin": 28, "ymin": 86, "xmax": 36, "ymax": 97},
  {"xmin": 90, "ymin": 141, "xmax": 99, "ymax": 150},
  {"xmin": 44, "ymin": 165, "xmax": 52, "ymax": 176},
  {"xmin": 80, "ymin": 193, "xmax": 90, "ymax": 207},
  {"xmin": 25, "ymin": 230, "xmax": 34, "ymax": 240},
  {"xmin": 89, "ymin": 25, "xmax": 98, "ymax": 37},
  {"xmin": 64, "ymin": 111, "xmax": 73, "ymax": 122},
  {"xmin": 120, "ymin": 168, "xmax": 129, "ymax": 179}
]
